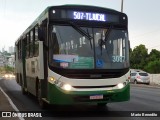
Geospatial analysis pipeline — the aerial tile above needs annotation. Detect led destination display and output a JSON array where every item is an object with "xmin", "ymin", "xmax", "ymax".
[
  {"xmin": 50, "ymin": 9, "xmax": 120, "ymax": 23},
  {"xmin": 67, "ymin": 11, "xmax": 119, "ymax": 22},
  {"xmin": 72, "ymin": 11, "xmax": 106, "ymax": 21}
]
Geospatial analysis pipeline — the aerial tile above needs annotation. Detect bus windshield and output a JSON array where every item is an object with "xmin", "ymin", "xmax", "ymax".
[{"xmin": 49, "ymin": 25, "xmax": 129, "ymax": 69}]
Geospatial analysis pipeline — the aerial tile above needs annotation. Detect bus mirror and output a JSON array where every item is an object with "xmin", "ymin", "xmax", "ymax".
[
  {"xmin": 128, "ymin": 40, "xmax": 130, "ymax": 49},
  {"xmin": 38, "ymin": 28, "xmax": 45, "ymax": 41}
]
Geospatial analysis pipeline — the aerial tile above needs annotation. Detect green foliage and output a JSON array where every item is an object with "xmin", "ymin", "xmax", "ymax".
[
  {"xmin": 3, "ymin": 51, "xmax": 11, "ymax": 56},
  {"xmin": 148, "ymin": 49, "xmax": 160, "ymax": 61},
  {"xmin": 4, "ymin": 66, "xmax": 14, "ymax": 73},
  {"xmin": 0, "ymin": 66, "xmax": 14, "ymax": 74},
  {"xmin": 144, "ymin": 60, "xmax": 160, "ymax": 73},
  {"xmin": 130, "ymin": 44, "xmax": 148, "ymax": 70},
  {"xmin": 0, "ymin": 66, "xmax": 14, "ymax": 76},
  {"xmin": 130, "ymin": 44, "xmax": 160, "ymax": 73}
]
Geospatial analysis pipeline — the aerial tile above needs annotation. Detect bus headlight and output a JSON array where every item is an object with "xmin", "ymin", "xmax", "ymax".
[
  {"xmin": 54, "ymin": 80, "xmax": 72, "ymax": 91},
  {"xmin": 117, "ymin": 83, "xmax": 124, "ymax": 89},
  {"xmin": 63, "ymin": 84, "xmax": 72, "ymax": 91}
]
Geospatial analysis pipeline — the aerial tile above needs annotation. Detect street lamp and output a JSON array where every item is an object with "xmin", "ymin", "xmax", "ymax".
[{"xmin": 121, "ymin": 0, "xmax": 124, "ymax": 12}]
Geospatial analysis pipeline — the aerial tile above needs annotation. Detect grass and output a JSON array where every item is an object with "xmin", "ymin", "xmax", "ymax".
[{"xmin": 0, "ymin": 66, "xmax": 15, "ymax": 77}]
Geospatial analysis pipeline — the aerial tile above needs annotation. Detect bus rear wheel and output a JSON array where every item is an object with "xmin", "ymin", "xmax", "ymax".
[{"xmin": 21, "ymin": 86, "xmax": 27, "ymax": 95}]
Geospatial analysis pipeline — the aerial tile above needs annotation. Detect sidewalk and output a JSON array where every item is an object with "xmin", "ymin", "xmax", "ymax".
[
  {"xmin": 0, "ymin": 79, "xmax": 20, "ymax": 120},
  {"xmin": 0, "ymin": 87, "xmax": 16, "ymax": 111}
]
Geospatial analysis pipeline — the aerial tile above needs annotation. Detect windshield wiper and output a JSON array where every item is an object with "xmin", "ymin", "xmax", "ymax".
[
  {"xmin": 99, "ymin": 26, "xmax": 112, "ymax": 55},
  {"xmin": 68, "ymin": 21, "xmax": 93, "ymax": 49},
  {"xmin": 104, "ymin": 25, "xmax": 112, "ymax": 42}
]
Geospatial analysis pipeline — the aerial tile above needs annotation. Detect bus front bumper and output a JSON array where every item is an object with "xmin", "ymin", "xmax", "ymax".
[{"xmin": 47, "ymin": 83, "xmax": 130, "ymax": 105}]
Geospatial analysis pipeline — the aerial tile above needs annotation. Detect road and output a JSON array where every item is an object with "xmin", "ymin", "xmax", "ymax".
[{"xmin": 0, "ymin": 78, "xmax": 160, "ymax": 120}]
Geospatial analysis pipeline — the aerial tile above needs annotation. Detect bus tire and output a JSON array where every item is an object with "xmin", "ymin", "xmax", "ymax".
[
  {"xmin": 97, "ymin": 103, "xmax": 107, "ymax": 109},
  {"xmin": 38, "ymin": 82, "xmax": 47, "ymax": 109},
  {"xmin": 21, "ymin": 86, "xmax": 27, "ymax": 95}
]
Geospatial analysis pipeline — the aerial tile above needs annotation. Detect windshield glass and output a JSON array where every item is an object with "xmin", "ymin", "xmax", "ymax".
[{"xmin": 49, "ymin": 25, "xmax": 129, "ymax": 69}]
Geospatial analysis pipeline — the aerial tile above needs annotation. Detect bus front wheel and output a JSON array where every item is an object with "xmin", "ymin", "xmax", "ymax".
[{"xmin": 97, "ymin": 103, "xmax": 107, "ymax": 109}]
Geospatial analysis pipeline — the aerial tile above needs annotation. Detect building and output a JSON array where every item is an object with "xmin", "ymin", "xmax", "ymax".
[
  {"xmin": 9, "ymin": 46, "xmax": 14, "ymax": 53},
  {"xmin": 7, "ymin": 55, "xmax": 15, "ymax": 68},
  {"xmin": 0, "ymin": 52, "xmax": 15, "ymax": 68},
  {"xmin": 2, "ymin": 47, "xmax": 5, "ymax": 53},
  {"xmin": 0, "ymin": 53, "xmax": 7, "ymax": 67}
]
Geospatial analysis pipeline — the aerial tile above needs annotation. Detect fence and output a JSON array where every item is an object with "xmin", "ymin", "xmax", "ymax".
[{"xmin": 149, "ymin": 74, "xmax": 160, "ymax": 85}]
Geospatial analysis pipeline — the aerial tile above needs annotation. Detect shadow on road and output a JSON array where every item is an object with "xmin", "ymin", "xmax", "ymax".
[{"xmin": 40, "ymin": 105, "xmax": 124, "ymax": 117}]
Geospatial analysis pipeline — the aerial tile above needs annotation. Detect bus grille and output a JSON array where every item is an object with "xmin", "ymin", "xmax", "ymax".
[
  {"xmin": 72, "ymin": 85, "xmax": 116, "ymax": 89},
  {"xmin": 64, "ymin": 73, "xmax": 122, "ymax": 79}
]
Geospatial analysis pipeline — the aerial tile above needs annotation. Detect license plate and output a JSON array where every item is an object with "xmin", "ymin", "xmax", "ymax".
[{"xmin": 90, "ymin": 95, "xmax": 103, "ymax": 100}]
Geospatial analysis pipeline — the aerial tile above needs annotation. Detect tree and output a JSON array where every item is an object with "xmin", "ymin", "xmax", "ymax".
[
  {"xmin": 148, "ymin": 49, "xmax": 160, "ymax": 61},
  {"xmin": 130, "ymin": 44, "xmax": 148, "ymax": 69},
  {"xmin": 144, "ymin": 49, "xmax": 160, "ymax": 73},
  {"xmin": 144, "ymin": 60, "xmax": 160, "ymax": 73},
  {"xmin": 1, "ymin": 50, "xmax": 11, "ymax": 56}
]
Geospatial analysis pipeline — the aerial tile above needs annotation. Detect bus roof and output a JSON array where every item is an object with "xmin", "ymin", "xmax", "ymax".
[{"xmin": 16, "ymin": 5, "xmax": 123, "ymax": 44}]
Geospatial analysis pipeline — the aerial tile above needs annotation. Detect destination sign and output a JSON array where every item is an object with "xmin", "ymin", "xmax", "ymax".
[
  {"xmin": 67, "ymin": 10, "xmax": 119, "ymax": 22},
  {"xmin": 50, "ymin": 9, "xmax": 120, "ymax": 23},
  {"xmin": 72, "ymin": 11, "xmax": 106, "ymax": 21}
]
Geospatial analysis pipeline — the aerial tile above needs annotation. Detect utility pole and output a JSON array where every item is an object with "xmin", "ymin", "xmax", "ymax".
[{"xmin": 121, "ymin": 0, "xmax": 124, "ymax": 12}]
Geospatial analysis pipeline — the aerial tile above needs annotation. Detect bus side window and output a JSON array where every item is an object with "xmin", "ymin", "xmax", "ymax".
[
  {"xmin": 34, "ymin": 26, "xmax": 39, "ymax": 57},
  {"xmin": 18, "ymin": 39, "xmax": 22, "ymax": 60},
  {"xmin": 26, "ymin": 34, "xmax": 30, "ymax": 58},
  {"xmin": 52, "ymin": 32, "xmax": 59, "ymax": 54},
  {"xmin": 30, "ymin": 30, "xmax": 34, "ymax": 57},
  {"xmin": 18, "ymin": 41, "xmax": 20, "ymax": 59},
  {"xmin": 19, "ymin": 39, "xmax": 22, "ymax": 59},
  {"xmin": 22, "ymin": 36, "xmax": 27, "ymax": 58}
]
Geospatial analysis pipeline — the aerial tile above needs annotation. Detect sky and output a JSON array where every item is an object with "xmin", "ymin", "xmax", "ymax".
[{"xmin": 0, "ymin": 0, "xmax": 160, "ymax": 53}]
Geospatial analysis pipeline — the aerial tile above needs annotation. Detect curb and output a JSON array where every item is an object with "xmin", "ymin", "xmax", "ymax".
[{"xmin": 131, "ymin": 84, "xmax": 160, "ymax": 89}]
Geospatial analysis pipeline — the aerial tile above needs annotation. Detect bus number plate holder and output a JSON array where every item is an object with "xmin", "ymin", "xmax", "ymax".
[{"xmin": 90, "ymin": 95, "xmax": 103, "ymax": 100}]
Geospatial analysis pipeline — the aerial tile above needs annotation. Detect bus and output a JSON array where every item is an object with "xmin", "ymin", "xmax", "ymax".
[{"xmin": 15, "ymin": 5, "xmax": 130, "ymax": 108}]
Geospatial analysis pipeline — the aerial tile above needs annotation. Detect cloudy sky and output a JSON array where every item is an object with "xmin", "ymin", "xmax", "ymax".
[{"xmin": 0, "ymin": 0, "xmax": 160, "ymax": 52}]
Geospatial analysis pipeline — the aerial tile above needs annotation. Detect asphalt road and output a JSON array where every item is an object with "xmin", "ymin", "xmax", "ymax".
[{"xmin": 0, "ymin": 78, "xmax": 160, "ymax": 120}]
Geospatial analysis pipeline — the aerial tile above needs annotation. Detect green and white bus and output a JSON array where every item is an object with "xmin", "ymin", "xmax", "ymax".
[{"xmin": 15, "ymin": 5, "xmax": 130, "ymax": 108}]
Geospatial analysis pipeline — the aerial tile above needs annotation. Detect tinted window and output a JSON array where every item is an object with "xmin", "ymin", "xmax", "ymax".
[
  {"xmin": 131, "ymin": 73, "xmax": 136, "ymax": 76},
  {"xmin": 139, "ymin": 73, "xmax": 148, "ymax": 76},
  {"xmin": 49, "ymin": 25, "xmax": 129, "ymax": 69}
]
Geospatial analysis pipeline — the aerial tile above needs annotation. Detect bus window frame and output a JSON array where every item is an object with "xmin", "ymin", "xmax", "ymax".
[
  {"xmin": 30, "ymin": 30, "xmax": 33, "ymax": 57},
  {"xmin": 29, "ymin": 29, "xmax": 35, "ymax": 57},
  {"xmin": 34, "ymin": 26, "xmax": 39, "ymax": 57},
  {"xmin": 26, "ymin": 33, "xmax": 30, "ymax": 58}
]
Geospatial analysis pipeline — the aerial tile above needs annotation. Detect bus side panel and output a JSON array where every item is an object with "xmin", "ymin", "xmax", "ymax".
[
  {"xmin": 38, "ymin": 41, "xmax": 44, "ymax": 79},
  {"xmin": 15, "ymin": 46, "xmax": 19, "ymax": 84},
  {"xmin": 26, "ymin": 59, "xmax": 37, "ymax": 95},
  {"xmin": 25, "ymin": 41, "xmax": 44, "ymax": 96},
  {"xmin": 22, "ymin": 40, "xmax": 27, "ymax": 89},
  {"xmin": 15, "ymin": 46, "xmax": 23, "ymax": 85},
  {"xmin": 38, "ymin": 41, "xmax": 47, "ymax": 98}
]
